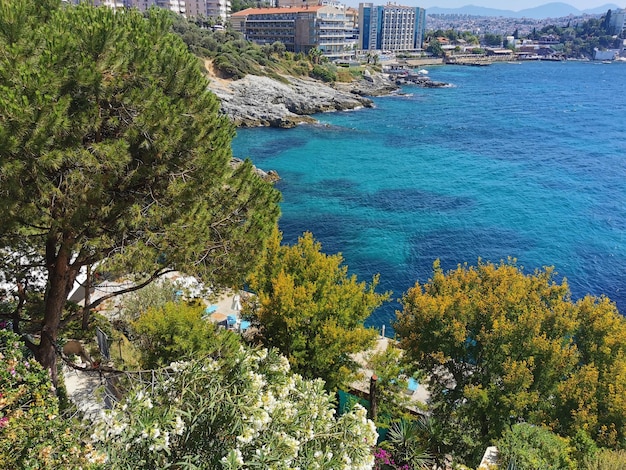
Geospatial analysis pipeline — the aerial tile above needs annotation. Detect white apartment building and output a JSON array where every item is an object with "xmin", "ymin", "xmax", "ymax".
[
  {"xmin": 98, "ymin": 0, "xmax": 126, "ymax": 10},
  {"xmin": 69, "ymin": 0, "xmax": 230, "ymax": 22}
]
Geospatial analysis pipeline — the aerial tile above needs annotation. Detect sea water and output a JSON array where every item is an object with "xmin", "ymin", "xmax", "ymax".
[{"xmin": 231, "ymin": 61, "xmax": 626, "ymax": 331}]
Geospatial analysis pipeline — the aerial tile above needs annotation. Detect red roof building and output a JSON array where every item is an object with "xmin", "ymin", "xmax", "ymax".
[{"xmin": 231, "ymin": 5, "xmax": 350, "ymax": 58}]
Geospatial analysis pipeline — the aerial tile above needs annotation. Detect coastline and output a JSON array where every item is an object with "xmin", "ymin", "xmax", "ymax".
[
  {"xmin": 207, "ymin": 71, "xmax": 395, "ymax": 128},
  {"xmin": 206, "ymin": 64, "xmax": 446, "ymax": 128}
]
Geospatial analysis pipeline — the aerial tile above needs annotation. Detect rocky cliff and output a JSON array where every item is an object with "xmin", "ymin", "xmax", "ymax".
[
  {"xmin": 207, "ymin": 71, "xmax": 400, "ymax": 128},
  {"xmin": 206, "ymin": 64, "xmax": 452, "ymax": 128}
]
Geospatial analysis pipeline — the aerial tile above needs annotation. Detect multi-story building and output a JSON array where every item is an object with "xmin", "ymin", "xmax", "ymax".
[
  {"xmin": 69, "ymin": 0, "xmax": 230, "ymax": 22},
  {"xmin": 67, "ymin": 0, "xmax": 127, "ymax": 9},
  {"xmin": 609, "ymin": 8, "xmax": 626, "ymax": 36},
  {"xmin": 155, "ymin": 0, "xmax": 186, "ymax": 15},
  {"xmin": 231, "ymin": 5, "xmax": 350, "ymax": 58},
  {"xmin": 206, "ymin": 0, "xmax": 231, "ymax": 21},
  {"xmin": 344, "ymin": 7, "xmax": 359, "ymax": 50},
  {"xmin": 99, "ymin": 0, "xmax": 126, "ymax": 10},
  {"xmin": 358, "ymin": 2, "xmax": 426, "ymax": 51}
]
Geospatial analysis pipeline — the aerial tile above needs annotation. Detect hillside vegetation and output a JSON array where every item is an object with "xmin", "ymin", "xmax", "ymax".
[{"xmin": 170, "ymin": 15, "xmax": 361, "ymax": 83}]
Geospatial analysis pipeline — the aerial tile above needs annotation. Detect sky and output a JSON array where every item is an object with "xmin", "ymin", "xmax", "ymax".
[{"xmin": 343, "ymin": 0, "xmax": 622, "ymax": 12}]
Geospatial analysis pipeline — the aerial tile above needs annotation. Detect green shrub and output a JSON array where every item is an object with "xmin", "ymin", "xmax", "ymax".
[
  {"xmin": 336, "ymin": 68, "xmax": 354, "ymax": 82},
  {"xmin": 584, "ymin": 449, "xmax": 626, "ymax": 470},
  {"xmin": 497, "ymin": 423, "xmax": 576, "ymax": 470},
  {"xmin": 310, "ymin": 64, "xmax": 337, "ymax": 82},
  {"xmin": 132, "ymin": 301, "xmax": 241, "ymax": 368}
]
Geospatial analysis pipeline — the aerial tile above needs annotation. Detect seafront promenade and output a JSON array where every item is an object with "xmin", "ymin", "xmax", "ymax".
[
  {"xmin": 386, "ymin": 52, "xmax": 566, "ymax": 68},
  {"xmin": 404, "ymin": 57, "xmax": 445, "ymax": 67}
]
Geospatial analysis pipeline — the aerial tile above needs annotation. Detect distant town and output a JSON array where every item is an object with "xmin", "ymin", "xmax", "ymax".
[{"xmin": 66, "ymin": 1, "xmax": 626, "ymax": 61}]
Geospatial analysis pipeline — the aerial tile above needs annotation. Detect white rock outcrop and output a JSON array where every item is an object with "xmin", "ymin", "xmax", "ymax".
[{"xmin": 208, "ymin": 73, "xmax": 397, "ymax": 128}]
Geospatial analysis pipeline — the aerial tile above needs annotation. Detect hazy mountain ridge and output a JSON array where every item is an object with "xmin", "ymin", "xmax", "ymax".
[{"xmin": 426, "ymin": 2, "xmax": 620, "ymax": 19}]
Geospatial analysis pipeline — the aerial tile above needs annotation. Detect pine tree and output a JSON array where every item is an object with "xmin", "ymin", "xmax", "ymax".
[{"xmin": 0, "ymin": 1, "xmax": 280, "ymax": 386}]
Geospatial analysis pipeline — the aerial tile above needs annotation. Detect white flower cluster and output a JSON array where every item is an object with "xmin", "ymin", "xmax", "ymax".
[
  {"xmin": 268, "ymin": 354, "xmax": 290, "ymax": 373},
  {"xmin": 169, "ymin": 360, "xmax": 189, "ymax": 372},
  {"xmin": 226, "ymin": 349, "xmax": 377, "ymax": 469},
  {"xmin": 90, "ymin": 384, "xmax": 187, "ymax": 466},
  {"xmin": 88, "ymin": 346, "xmax": 377, "ymax": 470},
  {"xmin": 201, "ymin": 357, "xmax": 220, "ymax": 372}
]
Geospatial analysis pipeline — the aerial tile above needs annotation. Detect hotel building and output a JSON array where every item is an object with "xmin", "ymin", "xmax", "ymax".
[
  {"xmin": 358, "ymin": 2, "xmax": 426, "ymax": 51},
  {"xmin": 231, "ymin": 5, "xmax": 349, "ymax": 58}
]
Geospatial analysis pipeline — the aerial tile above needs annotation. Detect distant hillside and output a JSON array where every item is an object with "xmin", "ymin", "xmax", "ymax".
[
  {"xmin": 583, "ymin": 3, "xmax": 621, "ymax": 14},
  {"xmin": 426, "ymin": 2, "xmax": 620, "ymax": 19}
]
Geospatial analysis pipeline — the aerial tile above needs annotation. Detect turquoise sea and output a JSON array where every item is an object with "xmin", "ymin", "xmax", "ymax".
[{"xmin": 232, "ymin": 61, "xmax": 626, "ymax": 332}]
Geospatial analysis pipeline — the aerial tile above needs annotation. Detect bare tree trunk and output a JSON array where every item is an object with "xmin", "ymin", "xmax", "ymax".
[
  {"xmin": 368, "ymin": 374, "xmax": 378, "ymax": 422},
  {"xmin": 37, "ymin": 235, "xmax": 77, "ymax": 389}
]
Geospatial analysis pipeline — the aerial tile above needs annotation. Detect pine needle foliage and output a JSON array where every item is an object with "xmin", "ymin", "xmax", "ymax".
[{"xmin": 0, "ymin": 1, "xmax": 280, "ymax": 384}]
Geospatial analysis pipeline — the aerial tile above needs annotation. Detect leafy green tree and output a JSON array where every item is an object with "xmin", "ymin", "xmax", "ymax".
[
  {"xmin": 559, "ymin": 296, "xmax": 626, "ymax": 448},
  {"xmin": 247, "ymin": 228, "xmax": 389, "ymax": 390},
  {"xmin": 367, "ymin": 343, "xmax": 423, "ymax": 424},
  {"xmin": 497, "ymin": 423, "xmax": 576, "ymax": 470},
  {"xmin": 603, "ymin": 9, "xmax": 613, "ymax": 35},
  {"xmin": 394, "ymin": 260, "xmax": 626, "ymax": 465},
  {"xmin": 132, "ymin": 301, "xmax": 241, "ymax": 368},
  {"xmin": 230, "ymin": 0, "xmax": 273, "ymax": 13},
  {"xmin": 91, "ymin": 347, "xmax": 378, "ymax": 469},
  {"xmin": 0, "ymin": 1, "xmax": 280, "ymax": 385},
  {"xmin": 482, "ymin": 33, "xmax": 502, "ymax": 46},
  {"xmin": 426, "ymin": 40, "xmax": 444, "ymax": 57}
]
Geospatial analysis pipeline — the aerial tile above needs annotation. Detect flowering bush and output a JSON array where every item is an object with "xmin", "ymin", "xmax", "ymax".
[
  {"xmin": 375, "ymin": 447, "xmax": 399, "ymax": 469},
  {"xmin": 91, "ymin": 346, "xmax": 378, "ymax": 469},
  {"xmin": 374, "ymin": 419, "xmax": 434, "ymax": 470},
  {"xmin": 0, "ymin": 329, "xmax": 102, "ymax": 468},
  {"xmin": 374, "ymin": 447, "xmax": 419, "ymax": 470}
]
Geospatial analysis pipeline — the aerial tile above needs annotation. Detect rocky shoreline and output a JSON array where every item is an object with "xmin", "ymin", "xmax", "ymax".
[{"xmin": 208, "ymin": 70, "xmax": 445, "ymax": 128}]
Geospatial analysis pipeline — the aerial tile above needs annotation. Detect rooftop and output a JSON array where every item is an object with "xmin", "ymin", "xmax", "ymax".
[{"xmin": 232, "ymin": 6, "xmax": 325, "ymax": 16}]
